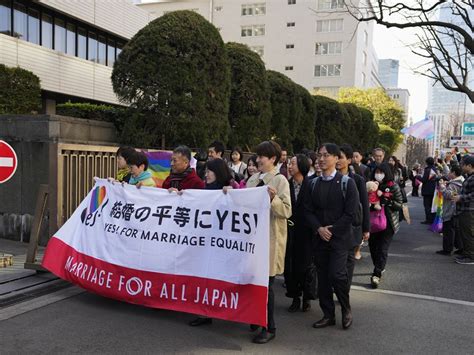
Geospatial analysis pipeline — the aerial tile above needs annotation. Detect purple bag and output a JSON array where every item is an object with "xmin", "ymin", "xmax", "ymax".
[{"xmin": 370, "ymin": 208, "xmax": 387, "ymax": 233}]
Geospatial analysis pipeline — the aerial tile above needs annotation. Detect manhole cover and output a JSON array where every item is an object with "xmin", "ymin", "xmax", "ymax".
[{"xmin": 0, "ymin": 254, "xmax": 14, "ymax": 268}]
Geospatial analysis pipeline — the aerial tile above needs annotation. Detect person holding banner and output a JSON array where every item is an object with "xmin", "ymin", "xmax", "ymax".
[
  {"xmin": 304, "ymin": 143, "xmax": 358, "ymax": 330},
  {"xmin": 162, "ymin": 145, "xmax": 205, "ymax": 191},
  {"xmin": 127, "ymin": 151, "xmax": 156, "ymax": 187},
  {"xmin": 246, "ymin": 140, "xmax": 292, "ymax": 344}
]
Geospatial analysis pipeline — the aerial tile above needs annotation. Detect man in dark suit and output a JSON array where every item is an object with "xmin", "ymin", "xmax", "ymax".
[
  {"xmin": 364, "ymin": 147, "xmax": 385, "ymax": 181},
  {"xmin": 353, "ymin": 150, "xmax": 368, "ymax": 180},
  {"xmin": 305, "ymin": 143, "xmax": 358, "ymax": 330}
]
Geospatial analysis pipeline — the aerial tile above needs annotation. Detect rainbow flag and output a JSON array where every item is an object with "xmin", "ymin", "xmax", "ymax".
[
  {"xmin": 143, "ymin": 150, "xmax": 198, "ymax": 188},
  {"xmin": 430, "ymin": 185, "xmax": 443, "ymax": 233},
  {"xmin": 144, "ymin": 151, "xmax": 173, "ymax": 188}
]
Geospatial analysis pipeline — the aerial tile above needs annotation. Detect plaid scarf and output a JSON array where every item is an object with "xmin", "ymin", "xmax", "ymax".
[{"xmin": 168, "ymin": 167, "xmax": 193, "ymax": 189}]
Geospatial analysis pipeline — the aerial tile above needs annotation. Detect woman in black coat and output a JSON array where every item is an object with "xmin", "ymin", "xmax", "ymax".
[
  {"xmin": 369, "ymin": 163, "xmax": 403, "ymax": 289},
  {"xmin": 284, "ymin": 154, "xmax": 316, "ymax": 312},
  {"xmin": 421, "ymin": 157, "xmax": 437, "ymax": 224}
]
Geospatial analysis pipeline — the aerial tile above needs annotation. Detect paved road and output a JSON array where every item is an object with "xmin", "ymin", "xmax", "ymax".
[{"xmin": 1, "ymin": 196, "xmax": 473, "ymax": 354}]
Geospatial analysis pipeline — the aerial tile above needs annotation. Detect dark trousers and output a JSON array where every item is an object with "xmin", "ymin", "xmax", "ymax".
[
  {"xmin": 458, "ymin": 211, "xmax": 474, "ymax": 259},
  {"xmin": 412, "ymin": 184, "xmax": 419, "ymax": 197},
  {"xmin": 346, "ymin": 249, "xmax": 356, "ymax": 286},
  {"xmin": 267, "ymin": 277, "xmax": 275, "ymax": 332},
  {"xmin": 442, "ymin": 218, "xmax": 463, "ymax": 252},
  {"xmin": 314, "ymin": 246, "xmax": 351, "ymax": 318},
  {"xmin": 423, "ymin": 195, "xmax": 435, "ymax": 223},
  {"xmin": 369, "ymin": 227, "xmax": 394, "ymax": 277},
  {"xmin": 285, "ymin": 268, "xmax": 316, "ymax": 300}
]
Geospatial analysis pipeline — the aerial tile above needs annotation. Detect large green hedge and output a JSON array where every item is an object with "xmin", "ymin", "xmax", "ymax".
[
  {"xmin": 0, "ymin": 64, "xmax": 41, "ymax": 114},
  {"xmin": 111, "ymin": 10, "xmax": 231, "ymax": 148},
  {"xmin": 313, "ymin": 95, "xmax": 351, "ymax": 146},
  {"xmin": 225, "ymin": 42, "xmax": 271, "ymax": 150},
  {"xmin": 56, "ymin": 102, "xmax": 121, "ymax": 121}
]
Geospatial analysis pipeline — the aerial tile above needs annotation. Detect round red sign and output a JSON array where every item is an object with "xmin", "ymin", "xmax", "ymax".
[{"xmin": 0, "ymin": 140, "xmax": 18, "ymax": 184}]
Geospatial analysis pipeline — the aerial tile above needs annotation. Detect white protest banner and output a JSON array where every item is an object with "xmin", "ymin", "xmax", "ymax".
[{"xmin": 42, "ymin": 179, "xmax": 270, "ymax": 326}]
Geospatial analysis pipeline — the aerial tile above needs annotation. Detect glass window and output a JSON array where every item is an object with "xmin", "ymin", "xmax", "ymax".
[
  {"xmin": 318, "ymin": 0, "xmax": 344, "ymax": 10},
  {"xmin": 286, "ymin": 44, "xmax": 294, "ymax": 49},
  {"xmin": 54, "ymin": 18, "xmax": 66, "ymax": 52},
  {"xmin": 27, "ymin": 8, "xmax": 39, "ymax": 44},
  {"xmin": 315, "ymin": 41, "xmax": 342, "ymax": 55},
  {"xmin": 66, "ymin": 22, "xmax": 76, "ymax": 55},
  {"xmin": 250, "ymin": 46, "xmax": 264, "ymax": 57},
  {"xmin": 288, "ymin": 0, "xmax": 296, "ymax": 4},
  {"xmin": 77, "ymin": 27, "xmax": 87, "ymax": 59},
  {"xmin": 98, "ymin": 35, "xmax": 106, "ymax": 65},
  {"xmin": 285, "ymin": 66, "xmax": 293, "ymax": 71},
  {"xmin": 41, "ymin": 13, "xmax": 53, "ymax": 49},
  {"xmin": 241, "ymin": 26, "xmax": 252, "ymax": 37},
  {"xmin": 314, "ymin": 64, "xmax": 341, "ymax": 77},
  {"xmin": 253, "ymin": 25, "xmax": 265, "ymax": 36},
  {"xmin": 316, "ymin": 19, "xmax": 342, "ymax": 32},
  {"xmin": 107, "ymin": 38, "xmax": 115, "ymax": 67},
  {"xmin": 116, "ymin": 42, "xmax": 124, "ymax": 59},
  {"xmin": 0, "ymin": 0, "xmax": 11, "ymax": 35},
  {"xmin": 13, "ymin": 2, "xmax": 27, "ymax": 40},
  {"xmin": 287, "ymin": 22, "xmax": 295, "ymax": 27},
  {"xmin": 88, "ymin": 31, "xmax": 97, "ymax": 62}
]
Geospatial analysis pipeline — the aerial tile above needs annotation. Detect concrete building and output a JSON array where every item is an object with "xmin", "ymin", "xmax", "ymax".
[
  {"xmin": 0, "ymin": 0, "xmax": 151, "ymax": 111},
  {"xmin": 137, "ymin": 0, "xmax": 381, "ymax": 96},
  {"xmin": 387, "ymin": 88, "xmax": 410, "ymax": 123},
  {"xmin": 378, "ymin": 59, "xmax": 399, "ymax": 89}
]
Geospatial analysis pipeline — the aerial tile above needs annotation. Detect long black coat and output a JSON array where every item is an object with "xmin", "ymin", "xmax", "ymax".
[
  {"xmin": 421, "ymin": 165, "xmax": 437, "ymax": 196},
  {"xmin": 286, "ymin": 177, "xmax": 314, "ymax": 273}
]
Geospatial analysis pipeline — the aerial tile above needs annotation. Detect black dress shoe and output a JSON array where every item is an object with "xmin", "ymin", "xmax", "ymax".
[
  {"xmin": 312, "ymin": 317, "xmax": 336, "ymax": 329},
  {"xmin": 189, "ymin": 317, "xmax": 212, "ymax": 326},
  {"xmin": 252, "ymin": 329, "xmax": 275, "ymax": 344},
  {"xmin": 288, "ymin": 297, "xmax": 301, "ymax": 312},
  {"xmin": 342, "ymin": 312, "xmax": 353, "ymax": 329},
  {"xmin": 302, "ymin": 299, "xmax": 311, "ymax": 312}
]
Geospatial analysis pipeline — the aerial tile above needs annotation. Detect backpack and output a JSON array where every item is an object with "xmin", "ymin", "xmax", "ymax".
[{"xmin": 311, "ymin": 174, "xmax": 363, "ymax": 227}]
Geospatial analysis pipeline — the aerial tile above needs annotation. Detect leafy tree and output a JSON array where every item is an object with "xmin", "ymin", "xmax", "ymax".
[
  {"xmin": 341, "ymin": 103, "xmax": 379, "ymax": 153},
  {"xmin": 338, "ymin": 87, "xmax": 405, "ymax": 131},
  {"xmin": 292, "ymin": 84, "xmax": 316, "ymax": 152},
  {"xmin": 0, "ymin": 64, "xmax": 41, "ymax": 114},
  {"xmin": 111, "ymin": 10, "xmax": 231, "ymax": 148},
  {"xmin": 377, "ymin": 124, "xmax": 403, "ymax": 155},
  {"xmin": 225, "ymin": 42, "xmax": 271, "ymax": 150},
  {"xmin": 266, "ymin": 70, "xmax": 300, "ymax": 151},
  {"xmin": 313, "ymin": 95, "xmax": 351, "ymax": 146}
]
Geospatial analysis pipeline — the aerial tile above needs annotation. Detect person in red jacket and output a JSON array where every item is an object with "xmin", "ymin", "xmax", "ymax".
[{"xmin": 162, "ymin": 145, "xmax": 205, "ymax": 191}]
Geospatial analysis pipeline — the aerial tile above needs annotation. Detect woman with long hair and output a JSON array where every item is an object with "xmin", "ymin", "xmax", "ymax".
[
  {"xmin": 239, "ymin": 155, "xmax": 259, "ymax": 188},
  {"xmin": 369, "ymin": 163, "xmax": 403, "ymax": 288}
]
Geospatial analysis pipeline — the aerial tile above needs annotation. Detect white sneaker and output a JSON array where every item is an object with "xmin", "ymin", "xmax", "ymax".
[{"xmin": 370, "ymin": 276, "xmax": 380, "ymax": 288}]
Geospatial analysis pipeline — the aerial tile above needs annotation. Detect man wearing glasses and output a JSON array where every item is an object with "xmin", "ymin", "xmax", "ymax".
[{"xmin": 304, "ymin": 143, "xmax": 359, "ymax": 330}]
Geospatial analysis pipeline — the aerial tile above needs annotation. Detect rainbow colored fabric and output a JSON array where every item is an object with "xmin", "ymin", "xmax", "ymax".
[
  {"xmin": 89, "ymin": 186, "xmax": 106, "ymax": 214},
  {"xmin": 430, "ymin": 185, "xmax": 443, "ymax": 233},
  {"xmin": 144, "ymin": 151, "xmax": 173, "ymax": 188}
]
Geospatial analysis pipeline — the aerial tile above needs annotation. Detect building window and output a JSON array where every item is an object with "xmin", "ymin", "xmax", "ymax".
[
  {"xmin": 317, "ymin": 0, "xmax": 344, "ymax": 10},
  {"xmin": 288, "ymin": 0, "xmax": 296, "ymax": 4},
  {"xmin": 88, "ymin": 31, "xmax": 97, "ymax": 62},
  {"xmin": 77, "ymin": 27, "xmax": 87, "ymax": 59},
  {"xmin": 98, "ymin": 35, "xmax": 106, "ymax": 65},
  {"xmin": 250, "ymin": 45, "xmax": 264, "ymax": 57},
  {"xmin": 285, "ymin": 66, "xmax": 293, "ymax": 71},
  {"xmin": 13, "ymin": 2, "xmax": 27, "ymax": 40},
  {"xmin": 316, "ymin": 19, "xmax": 343, "ymax": 32},
  {"xmin": 107, "ymin": 38, "xmax": 115, "ymax": 67},
  {"xmin": 0, "ymin": 0, "xmax": 11, "ymax": 35},
  {"xmin": 241, "ymin": 24, "xmax": 265, "ymax": 37},
  {"xmin": 286, "ymin": 44, "xmax": 294, "ymax": 49},
  {"xmin": 54, "ymin": 18, "xmax": 66, "ymax": 52},
  {"xmin": 315, "ymin": 41, "xmax": 342, "ymax": 55},
  {"xmin": 215, "ymin": 6, "xmax": 223, "ymax": 11},
  {"xmin": 27, "ymin": 8, "xmax": 40, "ymax": 44},
  {"xmin": 314, "ymin": 64, "xmax": 342, "ymax": 77},
  {"xmin": 287, "ymin": 22, "xmax": 295, "ymax": 27},
  {"xmin": 241, "ymin": 3, "xmax": 266, "ymax": 16},
  {"xmin": 66, "ymin": 22, "xmax": 76, "ymax": 56},
  {"xmin": 116, "ymin": 42, "xmax": 124, "ymax": 59},
  {"xmin": 41, "ymin": 13, "xmax": 53, "ymax": 49}
]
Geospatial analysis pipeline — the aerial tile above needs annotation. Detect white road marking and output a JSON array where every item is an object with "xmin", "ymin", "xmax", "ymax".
[
  {"xmin": 0, "ymin": 157, "xmax": 14, "ymax": 167},
  {"xmin": 351, "ymin": 285, "xmax": 474, "ymax": 307},
  {"xmin": 0, "ymin": 286, "xmax": 85, "ymax": 321}
]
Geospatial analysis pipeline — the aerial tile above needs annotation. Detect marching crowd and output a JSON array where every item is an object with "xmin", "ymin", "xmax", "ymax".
[{"xmin": 111, "ymin": 141, "xmax": 474, "ymax": 344}]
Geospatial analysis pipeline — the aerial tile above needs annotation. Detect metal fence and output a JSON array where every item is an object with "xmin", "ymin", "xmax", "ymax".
[{"xmin": 57, "ymin": 143, "xmax": 118, "ymax": 226}]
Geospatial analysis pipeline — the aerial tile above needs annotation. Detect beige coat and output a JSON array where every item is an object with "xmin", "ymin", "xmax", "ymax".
[{"xmin": 247, "ymin": 167, "xmax": 292, "ymax": 276}]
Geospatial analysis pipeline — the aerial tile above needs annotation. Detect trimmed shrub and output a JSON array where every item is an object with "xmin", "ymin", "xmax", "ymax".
[
  {"xmin": 0, "ymin": 64, "xmax": 41, "ymax": 114},
  {"xmin": 56, "ymin": 102, "xmax": 122, "ymax": 122}
]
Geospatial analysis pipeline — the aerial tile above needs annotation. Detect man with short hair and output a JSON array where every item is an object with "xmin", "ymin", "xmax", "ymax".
[
  {"xmin": 365, "ymin": 147, "xmax": 385, "ymax": 180},
  {"xmin": 162, "ymin": 145, "xmax": 205, "ymax": 190},
  {"xmin": 452, "ymin": 155, "xmax": 474, "ymax": 265},
  {"xmin": 352, "ymin": 150, "xmax": 368, "ymax": 179},
  {"xmin": 208, "ymin": 141, "xmax": 225, "ymax": 161},
  {"xmin": 305, "ymin": 143, "xmax": 358, "ymax": 330},
  {"xmin": 277, "ymin": 149, "xmax": 289, "ymax": 178}
]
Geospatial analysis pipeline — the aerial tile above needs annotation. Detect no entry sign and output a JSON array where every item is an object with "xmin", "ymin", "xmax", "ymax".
[{"xmin": 0, "ymin": 140, "xmax": 17, "ymax": 184}]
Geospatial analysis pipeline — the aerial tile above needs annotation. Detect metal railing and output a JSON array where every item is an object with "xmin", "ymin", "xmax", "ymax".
[{"xmin": 57, "ymin": 143, "xmax": 118, "ymax": 226}]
